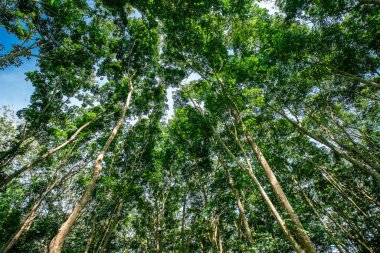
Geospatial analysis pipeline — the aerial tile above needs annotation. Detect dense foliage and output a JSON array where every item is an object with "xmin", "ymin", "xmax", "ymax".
[{"xmin": 0, "ymin": 0, "xmax": 379, "ymax": 252}]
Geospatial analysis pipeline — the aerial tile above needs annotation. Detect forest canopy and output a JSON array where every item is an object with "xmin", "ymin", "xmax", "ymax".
[{"xmin": 0, "ymin": 0, "xmax": 379, "ymax": 252}]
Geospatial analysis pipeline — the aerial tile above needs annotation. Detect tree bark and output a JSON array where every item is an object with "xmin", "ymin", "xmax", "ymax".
[
  {"xmin": 223, "ymin": 165, "xmax": 253, "ymax": 245},
  {"xmin": 291, "ymin": 175, "xmax": 349, "ymax": 253},
  {"xmin": 97, "ymin": 201, "xmax": 123, "ymax": 253},
  {"xmin": 229, "ymin": 106, "xmax": 316, "ymax": 253},
  {"xmin": 48, "ymin": 79, "xmax": 134, "ymax": 253},
  {"xmin": 268, "ymin": 105, "xmax": 380, "ymax": 182},
  {"xmin": 0, "ymin": 44, "xmax": 38, "ymax": 66},
  {"xmin": 180, "ymin": 192, "xmax": 187, "ymax": 252},
  {"xmin": 358, "ymin": 0, "xmax": 380, "ymax": 4},
  {"xmin": 1, "ymin": 155, "xmax": 89, "ymax": 253},
  {"xmin": 212, "ymin": 130, "xmax": 304, "ymax": 252},
  {"xmin": 312, "ymin": 195, "xmax": 375, "ymax": 252},
  {"xmin": 325, "ymin": 66, "xmax": 380, "ymax": 89},
  {"xmin": 189, "ymin": 98, "xmax": 305, "ymax": 253},
  {"xmin": 1, "ymin": 115, "xmax": 100, "ymax": 188}
]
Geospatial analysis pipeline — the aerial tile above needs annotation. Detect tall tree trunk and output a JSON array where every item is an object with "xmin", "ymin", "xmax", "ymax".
[
  {"xmin": 49, "ymin": 79, "xmax": 134, "ymax": 253},
  {"xmin": 320, "ymin": 169, "xmax": 369, "ymax": 218},
  {"xmin": 1, "ymin": 115, "xmax": 100, "ymax": 188},
  {"xmin": 229, "ymin": 106, "xmax": 316, "ymax": 253},
  {"xmin": 222, "ymin": 164, "xmax": 253, "ymax": 245},
  {"xmin": 97, "ymin": 201, "xmax": 123, "ymax": 253},
  {"xmin": 216, "ymin": 215, "xmax": 223, "ymax": 253},
  {"xmin": 84, "ymin": 221, "xmax": 96, "ymax": 253},
  {"xmin": 189, "ymin": 98, "xmax": 304, "ymax": 253},
  {"xmin": 180, "ymin": 192, "xmax": 187, "ymax": 252},
  {"xmin": 326, "ymin": 66, "xmax": 380, "ymax": 89},
  {"xmin": 312, "ymin": 194, "xmax": 375, "ymax": 252},
  {"xmin": 1, "ymin": 151, "xmax": 88, "ymax": 253},
  {"xmin": 291, "ymin": 175, "xmax": 349, "ymax": 253},
  {"xmin": 308, "ymin": 114, "xmax": 380, "ymax": 171},
  {"xmin": 268, "ymin": 105, "xmax": 380, "ymax": 182}
]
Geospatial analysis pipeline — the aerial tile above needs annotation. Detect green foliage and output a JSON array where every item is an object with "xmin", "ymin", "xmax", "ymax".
[{"xmin": 0, "ymin": 0, "xmax": 379, "ymax": 252}]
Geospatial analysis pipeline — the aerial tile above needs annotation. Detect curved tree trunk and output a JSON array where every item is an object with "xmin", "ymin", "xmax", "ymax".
[
  {"xmin": 1, "ymin": 115, "xmax": 100, "ymax": 188},
  {"xmin": 49, "ymin": 79, "xmax": 134, "ymax": 253},
  {"xmin": 1, "ymin": 155, "xmax": 89, "ymax": 253}
]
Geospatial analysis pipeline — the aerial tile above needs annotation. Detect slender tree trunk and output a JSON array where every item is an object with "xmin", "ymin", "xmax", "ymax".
[
  {"xmin": 1, "ymin": 115, "xmax": 100, "ymax": 188},
  {"xmin": 229, "ymin": 106, "xmax": 316, "ymax": 253},
  {"xmin": 216, "ymin": 215, "xmax": 223, "ymax": 253},
  {"xmin": 49, "ymin": 79, "xmax": 134, "ymax": 253},
  {"xmin": 2, "ymin": 181, "xmax": 57, "ymax": 253},
  {"xmin": 291, "ymin": 175, "xmax": 349, "ymax": 253},
  {"xmin": 320, "ymin": 167, "xmax": 380, "ymax": 207},
  {"xmin": 1, "ymin": 152, "xmax": 88, "ymax": 253},
  {"xmin": 0, "ymin": 44, "xmax": 38, "ymax": 66},
  {"xmin": 189, "ymin": 98, "xmax": 304, "ymax": 253},
  {"xmin": 310, "ymin": 114, "xmax": 380, "ymax": 171},
  {"xmin": 327, "ymin": 67, "xmax": 380, "ymax": 89},
  {"xmin": 97, "ymin": 201, "xmax": 123, "ymax": 253},
  {"xmin": 84, "ymin": 221, "xmax": 96, "ymax": 253},
  {"xmin": 269, "ymin": 105, "xmax": 380, "ymax": 182},
  {"xmin": 358, "ymin": 0, "xmax": 380, "ymax": 4},
  {"xmin": 180, "ymin": 192, "xmax": 187, "ymax": 252},
  {"xmin": 312, "ymin": 195, "xmax": 375, "ymax": 252},
  {"xmin": 223, "ymin": 165, "xmax": 253, "ymax": 245},
  {"xmin": 320, "ymin": 170, "xmax": 369, "ymax": 218}
]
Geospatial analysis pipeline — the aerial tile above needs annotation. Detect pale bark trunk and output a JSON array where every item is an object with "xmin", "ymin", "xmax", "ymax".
[
  {"xmin": 180, "ymin": 193, "xmax": 187, "ymax": 252},
  {"xmin": 84, "ymin": 222, "xmax": 96, "ymax": 253},
  {"xmin": 229, "ymin": 107, "xmax": 316, "ymax": 253},
  {"xmin": 358, "ymin": 0, "xmax": 380, "ymax": 4},
  {"xmin": 212, "ymin": 129, "xmax": 304, "ymax": 252},
  {"xmin": 2, "ymin": 181, "xmax": 56, "ymax": 253},
  {"xmin": 1, "ymin": 115, "xmax": 100, "ymax": 188},
  {"xmin": 0, "ymin": 44, "xmax": 38, "ymax": 66},
  {"xmin": 48, "ymin": 80, "xmax": 134, "ymax": 253},
  {"xmin": 320, "ymin": 167, "xmax": 380, "ymax": 207},
  {"xmin": 97, "ymin": 201, "xmax": 123, "ymax": 253},
  {"xmin": 189, "ymin": 98, "xmax": 304, "ymax": 253},
  {"xmin": 225, "ymin": 167, "xmax": 253, "ymax": 245},
  {"xmin": 321, "ymin": 170, "xmax": 369, "ymax": 218},
  {"xmin": 269, "ymin": 105, "xmax": 380, "ymax": 182},
  {"xmin": 313, "ymin": 195, "xmax": 375, "ymax": 252},
  {"xmin": 291, "ymin": 175, "xmax": 349, "ymax": 253},
  {"xmin": 328, "ymin": 67, "xmax": 380, "ymax": 89},
  {"xmin": 217, "ymin": 216, "xmax": 223, "ymax": 253},
  {"xmin": 1, "ymin": 152, "xmax": 87, "ymax": 253},
  {"xmin": 309, "ymin": 114, "xmax": 380, "ymax": 172}
]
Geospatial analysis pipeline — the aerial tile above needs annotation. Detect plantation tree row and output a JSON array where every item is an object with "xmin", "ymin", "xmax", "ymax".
[{"xmin": 0, "ymin": 0, "xmax": 379, "ymax": 252}]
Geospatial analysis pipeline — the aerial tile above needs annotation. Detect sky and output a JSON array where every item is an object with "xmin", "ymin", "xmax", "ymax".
[{"xmin": 0, "ymin": 27, "xmax": 36, "ymax": 112}]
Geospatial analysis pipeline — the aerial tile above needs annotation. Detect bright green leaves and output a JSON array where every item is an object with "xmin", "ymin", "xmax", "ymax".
[{"xmin": 243, "ymin": 88, "xmax": 265, "ymax": 108}]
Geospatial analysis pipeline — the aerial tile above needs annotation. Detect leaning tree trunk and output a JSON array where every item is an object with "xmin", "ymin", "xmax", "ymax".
[
  {"xmin": 268, "ymin": 105, "xmax": 380, "ymax": 182},
  {"xmin": 97, "ymin": 201, "xmax": 123, "ymax": 253},
  {"xmin": 229, "ymin": 106, "xmax": 317, "ymax": 253},
  {"xmin": 223, "ymin": 164, "xmax": 253, "ymax": 245},
  {"xmin": 1, "ymin": 115, "xmax": 100, "ymax": 188},
  {"xmin": 48, "ymin": 79, "xmax": 134, "ymax": 253},
  {"xmin": 1, "ymin": 149, "xmax": 89, "ymax": 253},
  {"xmin": 189, "ymin": 98, "xmax": 304, "ymax": 253},
  {"xmin": 291, "ymin": 175, "xmax": 349, "ymax": 253},
  {"xmin": 211, "ymin": 126, "xmax": 304, "ymax": 253}
]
